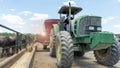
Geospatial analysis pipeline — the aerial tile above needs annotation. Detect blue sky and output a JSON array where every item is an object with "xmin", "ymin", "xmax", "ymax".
[{"xmin": 0, "ymin": 0, "xmax": 120, "ymax": 34}]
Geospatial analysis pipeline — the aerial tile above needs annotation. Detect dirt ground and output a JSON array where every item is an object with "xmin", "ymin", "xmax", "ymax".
[
  {"xmin": 0, "ymin": 47, "xmax": 8, "ymax": 62},
  {"xmin": 32, "ymin": 43, "xmax": 120, "ymax": 68}
]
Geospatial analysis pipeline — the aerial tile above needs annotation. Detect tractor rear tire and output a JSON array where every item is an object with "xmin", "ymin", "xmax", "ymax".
[
  {"xmin": 50, "ymin": 29, "xmax": 56, "ymax": 57},
  {"xmin": 56, "ymin": 31, "xmax": 74, "ymax": 68},
  {"xmin": 94, "ymin": 38, "xmax": 120, "ymax": 66}
]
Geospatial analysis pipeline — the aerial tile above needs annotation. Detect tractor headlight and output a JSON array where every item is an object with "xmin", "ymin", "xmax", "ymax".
[
  {"xmin": 89, "ymin": 26, "xmax": 94, "ymax": 30},
  {"xmin": 97, "ymin": 27, "xmax": 102, "ymax": 31}
]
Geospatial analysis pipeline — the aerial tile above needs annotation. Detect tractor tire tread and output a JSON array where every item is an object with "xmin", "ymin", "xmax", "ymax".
[
  {"xmin": 94, "ymin": 37, "xmax": 120, "ymax": 66},
  {"xmin": 56, "ymin": 31, "xmax": 73, "ymax": 68}
]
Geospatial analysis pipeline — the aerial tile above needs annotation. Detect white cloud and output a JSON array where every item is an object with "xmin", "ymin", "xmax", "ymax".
[
  {"xmin": 58, "ymin": 0, "xmax": 76, "ymax": 11},
  {"xmin": 118, "ymin": 0, "xmax": 120, "ymax": 2},
  {"xmin": 102, "ymin": 17, "xmax": 116, "ymax": 24},
  {"xmin": 114, "ymin": 24, "xmax": 120, "ymax": 28},
  {"xmin": 112, "ymin": 25, "xmax": 120, "ymax": 34},
  {"xmin": 2, "ymin": 14, "xmax": 25, "ymax": 25},
  {"xmin": 0, "ymin": 28, "xmax": 13, "ymax": 33},
  {"xmin": 21, "ymin": 11, "xmax": 32, "ymax": 16},
  {"xmin": 64, "ymin": 0, "xmax": 76, "ymax": 6},
  {"xmin": 9, "ymin": 9, "xmax": 15, "ymax": 12},
  {"xmin": 30, "ymin": 24, "xmax": 40, "ymax": 27},
  {"xmin": 30, "ymin": 13, "xmax": 49, "ymax": 21},
  {"xmin": 0, "ymin": 29, "xmax": 4, "ymax": 32},
  {"xmin": 28, "ymin": 23, "xmax": 43, "ymax": 34}
]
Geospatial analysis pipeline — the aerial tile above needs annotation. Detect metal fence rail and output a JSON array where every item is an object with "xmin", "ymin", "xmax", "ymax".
[
  {"xmin": 0, "ymin": 24, "xmax": 22, "ymax": 52},
  {"xmin": 0, "ymin": 24, "xmax": 21, "ymax": 33}
]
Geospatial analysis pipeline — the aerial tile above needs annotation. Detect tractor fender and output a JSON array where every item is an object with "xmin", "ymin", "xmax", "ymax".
[{"xmin": 52, "ymin": 24, "xmax": 59, "ymax": 36}]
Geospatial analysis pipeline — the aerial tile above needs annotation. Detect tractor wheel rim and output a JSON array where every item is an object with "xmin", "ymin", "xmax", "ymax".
[
  {"xmin": 49, "ymin": 35, "xmax": 52, "ymax": 49},
  {"xmin": 50, "ymin": 29, "xmax": 53, "ymax": 49},
  {"xmin": 56, "ymin": 39, "xmax": 61, "ymax": 61}
]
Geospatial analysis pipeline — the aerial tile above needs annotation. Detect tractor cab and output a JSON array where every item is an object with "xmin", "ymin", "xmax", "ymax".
[{"xmin": 58, "ymin": 3, "xmax": 82, "ymax": 31}]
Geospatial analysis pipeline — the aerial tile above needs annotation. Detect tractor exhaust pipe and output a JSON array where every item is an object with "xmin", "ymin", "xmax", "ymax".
[{"xmin": 69, "ymin": 2, "xmax": 71, "ymax": 32}]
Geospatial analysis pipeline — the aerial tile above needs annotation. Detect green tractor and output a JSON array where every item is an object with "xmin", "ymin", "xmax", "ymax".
[{"xmin": 49, "ymin": 3, "xmax": 120, "ymax": 68}]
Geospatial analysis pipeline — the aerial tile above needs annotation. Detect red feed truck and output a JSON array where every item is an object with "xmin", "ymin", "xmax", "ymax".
[
  {"xmin": 43, "ymin": 19, "xmax": 59, "ymax": 49},
  {"xmin": 34, "ymin": 34, "xmax": 46, "ymax": 43},
  {"xmin": 34, "ymin": 19, "xmax": 59, "ymax": 49}
]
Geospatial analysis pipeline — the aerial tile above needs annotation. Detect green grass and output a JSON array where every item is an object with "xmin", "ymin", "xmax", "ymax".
[{"xmin": 0, "ymin": 32, "xmax": 15, "ymax": 37}]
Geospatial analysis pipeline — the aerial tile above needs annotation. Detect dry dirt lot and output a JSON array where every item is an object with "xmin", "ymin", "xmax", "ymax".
[
  {"xmin": 0, "ymin": 47, "xmax": 8, "ymax": 62},
  {"xmin": 32, "ymin": 43, "xmax": 120, "ymax": 68}
]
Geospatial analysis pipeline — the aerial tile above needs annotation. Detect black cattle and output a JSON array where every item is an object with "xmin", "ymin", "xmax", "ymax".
[
  {"xmin": 9, "ymin": 37, "xmax": 16, "ymax": 54},
  {"xmin": 0, "ymin": 36, "xmax": 16, "ymax": 57},
  {"xmin": 22, "ymin": 39, "xmax": 27, "ymax": 49}
]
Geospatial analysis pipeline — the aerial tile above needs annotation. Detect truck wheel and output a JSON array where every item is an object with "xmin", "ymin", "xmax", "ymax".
[
  {"xmin": 43, "ymin": 45, "xmax": 47, "ymax": 49},
  {"xmin": 50, "ymin": 28, "xmax": 56, "ymax": 57},
  {"xmin": 56, "ymin": 31, "xmax": 74, "ymax": 68},
  {"xmin": 94, "ymin": 38, "xmax": 120, "ymax": 66}
]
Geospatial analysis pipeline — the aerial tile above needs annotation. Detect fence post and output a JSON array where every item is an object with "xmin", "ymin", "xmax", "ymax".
[{"xmin": 16, "ymin": 32, "xmax": 19, "ymax": 53}]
